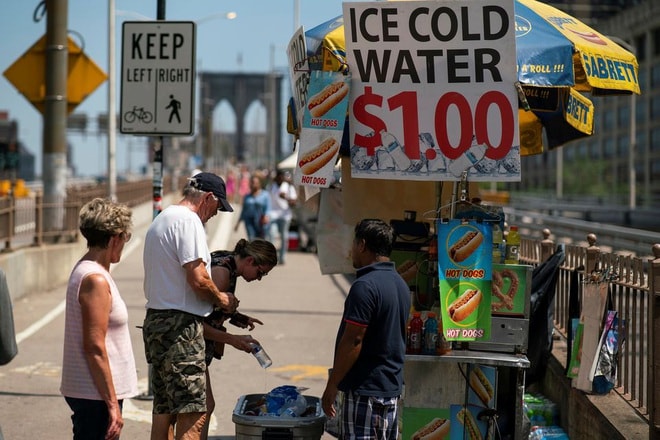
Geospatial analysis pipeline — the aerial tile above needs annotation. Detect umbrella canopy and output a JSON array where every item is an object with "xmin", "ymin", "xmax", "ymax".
[
  {"xmin": 302, "ymin": 0, "xmax": 639, "ymax": 156},
  {"xmin": 515, "ymin": 0, "xmax": 639, "ymax": 95},
  {"xmin": 278, "ymin": 151, "xmax": 299, "ymax": 170}
]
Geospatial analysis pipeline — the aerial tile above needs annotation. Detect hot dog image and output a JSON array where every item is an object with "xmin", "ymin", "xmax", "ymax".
[
  {"xmin": 469, "ymin": 366, "xmax": 494, "ymax": 406},
  {"xmin": 298, "ymin": 138, "xmax": 339, "ymax": 175},
  {"xmin": 448, "ymin": 289, "xmax": 482, "ymax": 322},
  {"xmin": 449, "ymin": 230, "xmax": 483, "ymax": 262},
  {"xmin": 411, "ymin": 417, "xmax": 450, "ymax": 440},
  {"xmin": 307, "ymin": 81, "xmax": 349, "ymax": 118},
  {"xmin": 396, "ymin": 260, "xmax": 418, "ymax": 283},
  {"xmin": 457, "ymin": 408, "xmax": 483, "ymax": 440}
]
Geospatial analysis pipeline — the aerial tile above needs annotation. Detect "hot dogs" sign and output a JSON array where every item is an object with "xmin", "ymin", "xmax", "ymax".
[
  {"xmin": 438, "ymin": 220, "xmax": 492, "ymax": 341},
  {"xmin": 294, "ymin": 71, "xmax": 350, "ymax": 188}
]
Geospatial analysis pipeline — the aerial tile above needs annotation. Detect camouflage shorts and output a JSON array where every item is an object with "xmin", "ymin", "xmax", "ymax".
[{"xmin": 142, "ymin": 309, "xmax": 207, "ymax": 414}]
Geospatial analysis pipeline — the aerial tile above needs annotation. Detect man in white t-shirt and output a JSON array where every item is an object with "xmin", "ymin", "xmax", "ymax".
[
  {"xmin": 142, "ymin": 172, "xmax": 239, "ymax": 439},
  {"xmin": 266, "ymin": 170, "xmax": 297, "ymax": 264}
]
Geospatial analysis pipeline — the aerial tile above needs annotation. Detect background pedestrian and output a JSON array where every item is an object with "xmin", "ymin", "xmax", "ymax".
[{"xmin": 266, "ymin": 170, "xmax": 297, "ymax": 264}]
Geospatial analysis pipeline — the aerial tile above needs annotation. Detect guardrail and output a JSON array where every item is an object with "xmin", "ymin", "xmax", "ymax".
[
  {"xmin": 505, "ymin": 207, "xmax": 660, "ymax": 259},
  {"xmin": 0, "ymin": 177, "xmax": 184, "ymax": 252},
  {"xmin": 508, "ymin": 194, "xmax": 660, "ymax": 232},
  {"xmin": 521, "ymin": 229, "xmax": 659, "ymax": 439}
]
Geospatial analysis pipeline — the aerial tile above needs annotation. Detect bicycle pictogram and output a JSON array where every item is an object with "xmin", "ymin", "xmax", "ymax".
[{"xmin": 123, "ymin": 106, "xmax": 153, "ymax": 124}]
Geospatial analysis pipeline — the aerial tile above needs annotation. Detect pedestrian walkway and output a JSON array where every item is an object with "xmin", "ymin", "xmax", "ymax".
[{"xmin": 0, "ymin": 199, "xmax": 351, "ymax": 439}]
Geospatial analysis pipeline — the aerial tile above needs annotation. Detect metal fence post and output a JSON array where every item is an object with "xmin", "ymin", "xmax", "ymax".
[
  {"xmin": 585, "ymin": 233, "xmax": 600, "ymax": 274},
  {"xmin": 34, "ymin": 193, "xmax": 43, "ymax": 247},
  {"xmin": 650, "ymin": 244, "xmax": 660, "ymax": 439},
  {"xmin": 541, "ymin": 228, "xmax": 554, "ymax": 262}
]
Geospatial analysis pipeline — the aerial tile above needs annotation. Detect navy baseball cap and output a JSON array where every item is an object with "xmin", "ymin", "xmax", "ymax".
[{"xmin": 190, "ymin": 172, "xmax": 234, "ymax": 212}]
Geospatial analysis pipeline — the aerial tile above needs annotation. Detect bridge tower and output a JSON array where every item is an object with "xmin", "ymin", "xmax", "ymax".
[{"xmin": 198, "ymin": 72, "xmax": 283, "ymax": 169}]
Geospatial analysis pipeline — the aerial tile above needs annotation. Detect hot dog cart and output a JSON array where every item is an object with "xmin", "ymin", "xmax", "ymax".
[
  {"xmin": 385, "ymin": 190, "xmax": 532, "ymax": 440},
  {"xmin": 287, "ymin": 1, "xmax": 533, "ymax": 438}
]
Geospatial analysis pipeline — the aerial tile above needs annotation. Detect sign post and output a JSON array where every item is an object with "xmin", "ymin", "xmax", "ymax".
[
  {"xmin": 120, "ymin": 21, "xmax": 196, "ymax": 135},
  {"xmin": 120, "ymin": 19, "xmax": 195, "ymax": 220}
]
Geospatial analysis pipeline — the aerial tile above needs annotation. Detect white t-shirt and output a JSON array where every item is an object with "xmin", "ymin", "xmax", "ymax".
[
  {"xmin": 267, "ymin": 181, "xmax": 297, "ymax": 221},
  {"xmin": 143, "ymin": 204, "xmax": 214, "ymax": 316}
]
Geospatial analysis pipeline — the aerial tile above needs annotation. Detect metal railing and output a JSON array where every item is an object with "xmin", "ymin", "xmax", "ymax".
[
  {"xmin": 0, "ymin": 177, "xmax": 183, "ymax": 252},
  {"xmin": 520, "ymin": 231, "xmax": 659, "ymax": 439}
]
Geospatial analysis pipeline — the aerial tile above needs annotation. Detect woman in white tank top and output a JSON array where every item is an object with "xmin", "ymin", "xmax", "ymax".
[{"xmin": 60, "ymin": 198, "xmax": 138, "ymax": 440}]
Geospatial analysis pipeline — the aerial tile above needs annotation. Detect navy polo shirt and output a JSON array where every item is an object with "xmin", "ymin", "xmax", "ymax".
[{"xmin": 336, "ymin": 261, "xmax": 411, "ymax": 397}]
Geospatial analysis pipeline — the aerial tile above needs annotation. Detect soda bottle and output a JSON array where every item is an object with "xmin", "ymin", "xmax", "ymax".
[
  {"xmin": 492, "ymin": 223, "xmax": 503, "ymax": 265},
  {"xmin": 380, "ymin": 130, "xmax": 411, "ymax": 171},
  {"xmin": 447, "ymin": 136, "xmax": 487, "ymax": 177},
  {"xmin": 436, "ymin": 314, "xmax": 452, "ymax": 355},
  {"xmin": 408, "ymin": 312, "xmax": 423, "ymax": 355},
  {"xmin": 422, "ymin": 312, "xmax": 438, "ymax": 355},
  {"xmin": 505, "ymin": 225, "xmax": 521, "ymax": 264}
]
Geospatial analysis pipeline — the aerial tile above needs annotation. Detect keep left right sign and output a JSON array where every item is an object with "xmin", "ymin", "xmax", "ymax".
[{"xmin": 120, "ymin": 21, "xmax": 196, "ymax": 135}]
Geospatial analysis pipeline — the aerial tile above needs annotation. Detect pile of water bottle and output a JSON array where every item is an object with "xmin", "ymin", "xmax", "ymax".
[{"xmin": 524, "ymin": 393, "xmax": 569, "ymax": 439}]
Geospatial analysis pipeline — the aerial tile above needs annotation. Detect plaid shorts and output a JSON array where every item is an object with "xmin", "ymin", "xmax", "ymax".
[
  {"xmin": 142, "ymin": 309, "xmax": 207, "ymax": 414},
  {"xmin": 341, "ymin": 390, "xmax": 400, "ymax": 440}
]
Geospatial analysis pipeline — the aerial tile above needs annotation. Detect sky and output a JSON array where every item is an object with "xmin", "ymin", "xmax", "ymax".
[{"xmin": 1, "ymin": 0, "xmax": 347, "ymax": 178}]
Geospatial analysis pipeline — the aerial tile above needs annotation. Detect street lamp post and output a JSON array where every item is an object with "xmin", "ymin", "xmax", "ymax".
[
  {"xmin": 608, "ymin": 35, "xmax": 637, "ymax": 210},
  {"xmin": 108, "ymin": 0, "xmax": 117, "ymax": 201}
]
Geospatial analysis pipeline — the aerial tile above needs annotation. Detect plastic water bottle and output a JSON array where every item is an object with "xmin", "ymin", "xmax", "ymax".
[
  {"xmin": 505, "ymin": 225, "xmax": 521, "ymax": 264},
  {"xmin": 376, "ymin": 148, "xmax": 394, "ymax": 170},
  {"xmin": 380, "ymin": 130, "xmax": 411, "ymax": 171},
  {"xmin": 492, "ymin": 224, "xmax": 503, "ymax": 265},
  {"xmin": 407, "ymin": 312, "xmax": 423, "ymax": 355},
  {"xmin": 422, "ymin": 312, "xmax": 438, "ymax": 355},
  {"xmin": 448, "ymin": 137, "xmax": 487, "ymax": 177},
  {"xmin": 419, "ymin": 133, "xmax": 445, "ymax": 172},
  {"xmin": 250, "ymin": 343, "xmax": 272, "ymax": 368}
]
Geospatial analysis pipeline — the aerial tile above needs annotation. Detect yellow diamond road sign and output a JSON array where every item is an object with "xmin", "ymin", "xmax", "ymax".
[{"xmin": 3, "ymin": 34, "xmax": 107, "ymax": 115}]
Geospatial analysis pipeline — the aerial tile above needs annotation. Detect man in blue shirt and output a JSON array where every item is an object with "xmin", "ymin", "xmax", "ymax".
[{"xmin": 322, "ymin": 219, "xmax": 411, "ymax": 439}]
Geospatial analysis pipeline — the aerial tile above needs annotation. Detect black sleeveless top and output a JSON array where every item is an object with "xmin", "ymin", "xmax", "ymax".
[{"xmin": 206, "ymin": 250, "xmax": 238, "ymax": 322}]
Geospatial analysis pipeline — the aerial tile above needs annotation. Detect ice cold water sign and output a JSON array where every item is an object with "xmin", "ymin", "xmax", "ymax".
[{"xmin": 343, "ymin": 0, "xmax": 521, "ymax": 182}]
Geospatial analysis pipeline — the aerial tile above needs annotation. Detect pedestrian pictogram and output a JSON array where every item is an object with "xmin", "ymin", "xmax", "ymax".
[
  {"xmin": 120, "ymin": 21, "xmax": 196, "ymax": 135},
  {"xmin": 166, "ymin": 95, "xmax": 182, "ymax": 124}
]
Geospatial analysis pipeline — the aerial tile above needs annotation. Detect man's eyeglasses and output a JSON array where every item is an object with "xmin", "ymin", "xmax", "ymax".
[
  {"xmin": 256, "ymin": 266, "xmax": 268, "ymax": 278},
  {"xmin": 208, "ymin": 193, "xmax": 220, "ymax": 210}
]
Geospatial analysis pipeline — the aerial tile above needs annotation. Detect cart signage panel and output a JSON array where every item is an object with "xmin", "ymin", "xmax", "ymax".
[
  {"xmin": 437, "ymin": 220, "xmax": 492, "ymax": 341},
  {"xmin": 120, "ymin": 21, "xmax": 196, "ymax": 135},
  {"xmin": 294, "ymin": 71, "xmax": 349, "ymax": 188},
  {"xmin": 343, "ymin": 0, "xmax": 521, "ymax": 182},
  {"xmin": 287, "ymin": 26, "xmax": 309, "ymax": 131}
]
